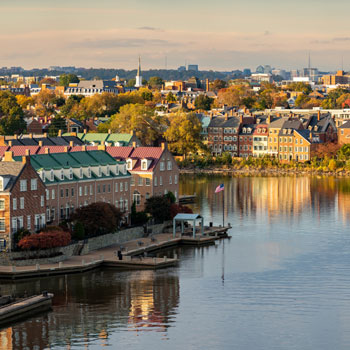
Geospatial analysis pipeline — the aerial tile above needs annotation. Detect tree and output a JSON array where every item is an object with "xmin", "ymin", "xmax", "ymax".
[
  {"xmin": 59, "ymin": 74, "xmax": 80, "ymax": 87},
  {"xmin": 166, "ymin": 92, "xmax": 177, "ymax": 103},
  {"xmin": 285, "ymin": 82, "xmax": 312, "ymax": 94},
  {"xmin": 39, "ymin": 77, "xmax": 58, "ymax": 86},
  {"xmin": 16, "ymin": 95, "xmax": 34, "ymax": 109},
  {"xmin": 217, "ymin": 85, "xmax": 255, "ymax": 107},
  {"xmin": 126, "ymin": 78, "xmax": 136, "ymax": 87},
  {"xmin": 145, "ymin": 196, "xmax": 172, "ymax": 222},
  {"xmin": 18, "ymin": 230, "xmax": 71, "ymax": 250},
  {"xmin": 210, "ymin": 79, "xmax": 227, "ymax": 91},
  {"xmin": 0, "ymin": 91, "xmax": 26, "ymax": 134},
  {"xmin": 109, "ymin": 104, "xmax": 165, "ymax": 145},
  {"xmin": 48, "ymin": 116, "xmax": 67, "ymax": 136},
  {"xmin": 164, "ymin": 111, "xmax": 203, "ymax": 157},
  {"xmin": 194, "ymin": 95, "xmax": 213, "ymax": 110},
  {"xmin": 130, "ymin": 201, "xmax": 149, "ymax": 226},
  {"xmin": 148, "ymin": 76, "xmax": 163, "ymax": 88},
  {"xmin": 70, "ymin": 202, "xmax": 123, "ymax": 237},
  {"xmin": 72, "ymin": 221, "xmax": 85, "ymax": 240}
]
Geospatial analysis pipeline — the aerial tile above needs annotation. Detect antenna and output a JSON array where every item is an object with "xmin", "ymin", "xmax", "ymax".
[{"xmin": 308, "ymin": 52, "xmax": 311, "ymax": 70}]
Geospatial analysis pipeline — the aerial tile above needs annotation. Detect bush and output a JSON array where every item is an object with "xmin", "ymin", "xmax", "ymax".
[
  {"xmin": 18, "ymin": 230, "xmax": 71, "ymax": 250},
  {"xmin": 145, "ymin": 195, "xmax": 171, "ymax": 222},
  {"xmin": 13, "ymin": 228, "xmax": 31, "ymax": 247},
  {"xmin": 131, "ymin": 201, "xmax": 149, "ymax": 226},
  {"xmin": 70, "ymin": 202, "xmax": 123, "ymax": 237},
  {"xmin": 73, "ymin": 221, "xmax": 85, "ymax": 240},
  {"xmin": 170, "ymin": 203, "xmax": 193, "ymax": 219},
  {"xmin": 165, "ymin": 191, "xmax": 176, "ymax": 204}
]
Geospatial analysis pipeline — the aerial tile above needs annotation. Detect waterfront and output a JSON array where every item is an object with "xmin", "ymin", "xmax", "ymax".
[{"xmin": 2, "ymin": 174, "xmax": 350, "ymax": 349}]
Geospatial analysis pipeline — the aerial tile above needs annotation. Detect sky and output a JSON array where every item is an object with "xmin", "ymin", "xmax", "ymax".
[{"xmin": 1, "ymin": 0, "xmax": 350, "ymax": 71}]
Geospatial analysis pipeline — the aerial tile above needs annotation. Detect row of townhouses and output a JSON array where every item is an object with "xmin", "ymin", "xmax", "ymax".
[
  {"xmin": 207, "ymin": 111, "xmax": 337, "ymax": 161},
  {"xmin": 0, "ymin": 143, "xmax": 179, "ymax": 250}
]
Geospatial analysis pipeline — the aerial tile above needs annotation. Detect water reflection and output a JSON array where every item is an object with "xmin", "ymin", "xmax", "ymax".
[{"xmin": 0, "ymin": 269, "xmax": 179, "ymax": 349}]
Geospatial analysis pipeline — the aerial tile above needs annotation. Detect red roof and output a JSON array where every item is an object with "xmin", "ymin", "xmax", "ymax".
[
  {"xmin": 0, "ymin": 146, "xmax": 9, "ymax": 158},
  {"xmin": 37, "ymin": 146, "xmax": 68, "ymax": 154},
  {"xmin": 10, "ymin": 146, "xmax": 40, "ymax": 156},
  {"xmin": 106, "ymin": 146, "xmax": 133, "ymax": 159},
  {"xmin": 128, "ymin": 147, "xmax": 164, "ymax": 172}
]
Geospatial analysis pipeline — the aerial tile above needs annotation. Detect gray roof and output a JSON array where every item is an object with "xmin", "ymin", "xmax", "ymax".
[
  {"xmin": 78, "ymin": 80, "xmax": 116, "ymax": 89},
  {"xmin": 0, "ymin": 162, "xmax": 24, "ymax": 191},
  {"xmin": 268, "ymin": 117, "xmax": 289, "ymax": 129},
  {"xmin": 173, "ymin": 213, "xmax": 203, "ymax": 221},
  {"xmin": 279, "ymin": 119, "xmax": 304, "ymax": 135},
  {"xmin": 208, "ymin": 116, "xmax": 240, "ymax": 128},
  {"xmin": 339, "ymin": 120, "xmax": 350, "ymax": 129}
]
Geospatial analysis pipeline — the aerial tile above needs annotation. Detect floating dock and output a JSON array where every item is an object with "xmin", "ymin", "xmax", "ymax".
[{"xmin": 0, "ymin": 292, "xmax": 53, "ymax": 327}]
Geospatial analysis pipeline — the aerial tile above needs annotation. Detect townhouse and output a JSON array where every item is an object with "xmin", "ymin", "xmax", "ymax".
[
  {"xmin": 338, "ymin": 120, "xmax": 350, "ymax": 145},
  {"xmin": 278, "ymin": 119, "xmax": 304, "ymax": 161},
  {"xmin": 11, "ymin": 150, "xmax": 131, "ymax": 227},
  {"xmin": 239, "ymin": 124, "xmax": 255, "ymax": 158},
  {"xmin": 253, "ymin": 124, "xmax": 268, "ymax": 157},
  {"xmin": 267, "ymin": 116, "xmax": 289, "ymax": 157},
  {"xmin": 293, "ymin": 130, "xmax": 320, "ymax": 162},
  {"xmin": 0, "ymin": 154, "xmax": 46, "ymax": 251}
]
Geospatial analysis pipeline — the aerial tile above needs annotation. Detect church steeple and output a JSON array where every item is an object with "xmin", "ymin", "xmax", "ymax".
[{"xmin": 135, "ymin": 56, "xmax": 143, "ymax": 88}]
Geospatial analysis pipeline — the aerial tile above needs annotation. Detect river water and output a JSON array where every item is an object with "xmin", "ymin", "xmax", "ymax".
[{"xmin": 1, "ymin": 174, "xmax": 350, "ymax": 350}]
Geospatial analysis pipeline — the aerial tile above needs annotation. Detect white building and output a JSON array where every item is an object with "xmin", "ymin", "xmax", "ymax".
[{"xmin": 135, "ymin": 57, "xmax": 143, "ymax": 88}]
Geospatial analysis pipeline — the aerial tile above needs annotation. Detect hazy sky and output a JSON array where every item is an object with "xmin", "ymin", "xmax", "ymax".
[{"xmin": 1, "ymin": 0, "xmax": 350, "ymax": 71}]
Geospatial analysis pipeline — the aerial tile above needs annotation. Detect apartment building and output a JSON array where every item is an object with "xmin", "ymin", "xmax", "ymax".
[{"xmin": 253, "ymin": 124, "xmax": 268, "ymax": 157}]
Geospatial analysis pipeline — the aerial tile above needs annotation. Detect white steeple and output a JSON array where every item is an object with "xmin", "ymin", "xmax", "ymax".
[{"xmin": 135, "ymin": 56, "xmax": 143, "ymax": 88}]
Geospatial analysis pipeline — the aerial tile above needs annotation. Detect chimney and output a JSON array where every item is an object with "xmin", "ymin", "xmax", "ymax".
[
  {"xmin": 14, "ymin": 134, "xmax": 18, "ymax": 140},
  {"xmin": 29, "ymin": 133, "xmax": 33, "ymax": 138},
  {"xmin": 240, "ymin": 114, "xmax": 243, "ymax": 124},
  {"xmin": 25, "ymin": 149, "xmax": 30, "ymax": 156},
  {"xmin": 44, "ymin": 116, "xmax": 47, "ymax": 123},
  {"xmin": 309, "ymin": 132, "xmax": 313, "ymax": 142},
  {"xmin": 38, "ymin": 140, "xmax": 43, "ymax": 147},
  {"xmin": 83, "ymin": 129, "xmax": 87, "ymax": 134},
  {"xmin": 45, "ymin": 148, "xmax": 50, "ymax": 154},
  {"xmin": 44, "ymin": 133, "xmax": 48, "ymax": 138},
  {"xmin": 206, "ymin": 79, "xmax": 209, "ymax": 92},
  {"xmin": 224, "ymin": 113, "xmax": 228, "ymax": 121},
  {"xmin": 70, "ymin": 141, "xmax": 74, "ymax": 147},
  {"xmin": 22, "ymin": 155, "xmax": 30, "ymax": 164},
  {"xmin": 161, "ymin": 142, "xmax": 167, "ymax": 150},
  {"xmin": 58, "ymin": 130, "xmax": 62, "ymax": 137},
  {"xmin": 82, "ymin": 145, "xmax": 86, "ymax": 151},
  {"xmin": 230, "ymin": 109, "xmax": 234, "ymax": 116},
  {"xmin": 8, "ymin": 141, "xmax": 12, "ymax": 147},
  {"xmin": 98, "ymin": 145, "xmax": 106, "ymax": 151},
  {"xmin": 132, "ymin": 141, "xmax": 137, "ymax": 148},
  {"xmin": 64, "ymin": 146, "xmax": 68, "ymax": 152},
  {"xmin": 267, "ymin": 115, "xmax": 272, "ymax": 124},
  {"xmin": 0, "ymin": 136, "xmax": 5, "ymax": 146},
  {"xmin": 108, "ymin": 129, "xmax": 111, "ymax": 134},
  {"xmin": 317, "ymin": 110, "xmax": 321, "ymax": 121},
  {"xmin": 4, "ymin": 151, "xmax": 13, "ymax": 162},
  {"xmin": 70, "ymin": 132, "xmax": 77, "ymax": 137}
]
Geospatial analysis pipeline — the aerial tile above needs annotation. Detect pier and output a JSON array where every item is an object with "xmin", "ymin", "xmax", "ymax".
[{"xmin": 0, "ymin": 226, "xmax": 230, "ymax": 280}]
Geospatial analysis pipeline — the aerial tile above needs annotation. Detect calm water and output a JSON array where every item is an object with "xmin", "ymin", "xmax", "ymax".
[{"xmin": 1, "ymin": 175, "xmax": 350, "ymax": 350}]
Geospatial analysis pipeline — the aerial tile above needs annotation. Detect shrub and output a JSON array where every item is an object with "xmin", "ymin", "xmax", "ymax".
[
  {"xmin": 73, "ymin": 221, "xmax": 85, "ymax": 240},
  {"xmin": 145, "ymin": 195, "xmax": 171, "ymax": 222},
  {"xmin": 170, "ymin": 203, "xmax": 193, "ymax": 219},
  {"xmin": 70, "ymin": 202, "xmax": 123, "ymax": 237},
  {"xmin": 131, "ymin": 201, "xmax": 149, "ymax": 225},
  {"xmin": 13, "ymin": 228, "xmax": 31, "ymax": 247},
  {"xmin": 18, "ymin": 230, "xmax": 71, "ymax": 250}
]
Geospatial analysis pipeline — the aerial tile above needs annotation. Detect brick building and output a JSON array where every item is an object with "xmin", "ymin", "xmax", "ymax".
[
  {"xmin": 239, "ymin": 124, "xmax": 255, "ymax": 158},
  {"xmin": 338, "ymin": 120, "xmax": 350, "ymax": 145},
  {"xmin": 253, "ymin": 124, "xmax": 268, "ymax": 157},
  {"xmin": 0, "ymin": 154, "xmax": 46, "ymax": 251}
]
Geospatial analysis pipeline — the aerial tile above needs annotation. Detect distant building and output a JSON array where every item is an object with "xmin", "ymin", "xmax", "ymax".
[
  {"xmin": 187, "ymin": 64, "xmax": 199, "ymax": 71},
  {"xmin": 64, "ymin": 80, "xmax": 118, "ymax": 96},
  {"xmin": 177, "ymin": 66, "xmax": 186, "ymax": 72},
  {"xmin": 243, "ymin": 69, "xmax": 251, "ymax": 76}
]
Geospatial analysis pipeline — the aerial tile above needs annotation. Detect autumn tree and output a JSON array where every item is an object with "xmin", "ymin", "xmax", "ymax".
[
  {"xmin": 148, "ymin": 76, "xmax": 163, "ymax": 88},
  {"xmin": 39, "ymin": 77, "xmax": 58, "ymax": 86},
  {"xmin": 16, "ymin": 95, "xmax": 35, "ymax": 109},
  {"xmin": 0, "ymin": 91, "xmax": 26, "ymax": 134},
  {"xmin": 108, "ymin": 104, "xmax": 165, "ymax": 145},
  {"xmin": 194, "ymin": 95, "xmax": 213, "ymax": 110},
  {"xmin": 48, "ymin": 116, "xmax": 67, "ymax": 136},
  {"xmin": 210, "ymin": 79, "xmax": 227, "ymax": 91},
  {"xmin": 164, "ymin": 111, "xmax": 203, "ymax": 157},
  {"xmin": 166, "ymin": 92, "xmax": 177, "ymax": 103},
  {"xmin": 217, "ymin": 85, "xmax": 255, "ymax": 107}
]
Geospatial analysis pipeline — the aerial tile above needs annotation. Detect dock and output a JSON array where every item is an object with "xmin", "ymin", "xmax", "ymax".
[
  {"xmin": 0, "ymin": 226, "xmax": 230, "ymax": 280},
  {"xmin": 0, "ymin": 292, "xmax": 53, "ymax": 327},
  {"xmin": 179, "ymin": 194, "xmax": 196, "ymax": 204}
]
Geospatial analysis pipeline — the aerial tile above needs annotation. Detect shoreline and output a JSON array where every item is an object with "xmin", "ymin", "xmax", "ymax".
[{"xmin": 180, "ymin": 167, "xmax": 350, "ymax": 177}]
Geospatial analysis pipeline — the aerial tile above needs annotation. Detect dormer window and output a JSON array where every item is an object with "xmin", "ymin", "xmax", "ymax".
[
  {"xmin": 115, "ymin": 165, "xmax": 119, "ymax": 175},
  {"xmin": 127, "ymin": 159, "xmax": 132, "ymax": 171},
  {"xmin": 124, "ymin": 165, "xmax": 127, "ymax": 174},
  {"xmin": 41, "ymin": 170, "xmax": 46, "ymax": 181},
  {"xmin": 0, "ymin": 178, "xmax": 3, "ymax": 191},
  {"xmin": 60, "ymin": 170, "xmax": 64, "ymax": 180},
  {"xmin": 50, "ymin": 170, "xmax": 54, "ymax": 181},
  {"xmin": 88, "ymin": 167, "xmax": 91, "ymax": 178},
  {"xmin": 98, "ymin": 167, "xmax": 102, "ymax": 177},
  {"xmin": 106, "ymin": 165, "xmax": 110, "ymax": 176},
  {"xmin": 141, "ymin": 160, "xmax": 148, "ymax": 170},
  {"xmin": 243, "ymin": 128, "xmax": 246, "ymax": 133},
  {"xmin": 79, "ymin": 168, "xmax": 83, "ymax": 178},
  {"xmin": 69, "ymin": 168, "xmax": 73, "ymax": 180}
]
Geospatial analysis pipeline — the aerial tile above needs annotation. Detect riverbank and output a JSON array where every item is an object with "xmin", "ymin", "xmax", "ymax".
[{"xmin": 180, "ymin": 166, "xmax": 350, "ymax": 176}]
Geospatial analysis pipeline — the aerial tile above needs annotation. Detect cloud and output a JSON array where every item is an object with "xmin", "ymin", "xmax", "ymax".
[
  {"xmin": 137, "ymin": 26, "xmax": 163, "ymax": 32},
  {"xmin": 71, "ymin": 38, "xmax": 180, "ymax": 49},
  {"xmin": 332, "ymin": 37, "xmax": 350, "ymax": 42}
]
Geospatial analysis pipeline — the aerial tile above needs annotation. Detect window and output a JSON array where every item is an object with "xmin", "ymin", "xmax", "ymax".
[
  {"xmin": 90, "ymin": 185, "xmax": 93, "ymax": 195},
  {"xmin": 133, "ymin": 191, "xmax": 141, "ymax": 205},
  {"xmin": 138, "ymin": 177, "xmax": 143, "ymax": 186},
  {"xmin": 88, "ymin": 167, "xmax": 91, "ymax": 178},
  {"xmin": 127, "ymin": 160, "xmax": 132, "ymax": 170},
  {"xmin": 98, "ymin": 167, "xmax": 102, "ymax": 177},
  {"xmin": 12, "ymin": 218, "xmax": 17, "ymax": 233},
  {"xmin": 141, "ymin": 160, "xmax": 148, "ymax": 170},
  {"xmin": 175, "ymin": 175, "xmax": 178, "ymax": 185},
  {"xmin": 0, "ymin": 178, "xmax": 3, "ymax": 191},
  {"xmin": 46, "ymin": 208, "xmax": 50, "ymax": 222},
  {"xmin": 60, "ymin": 206, "xmax": 64, "ymax": 219},
  {"xmin": 154, "ymin": 176, "xmax": 157, "ymax": 186},
  {"xmin": 106, "ymin": 165, "xmax": 110, "ymax": 176},
  {"xmin": 115, "ymin": 183, "xmax": 119, "ymax": 192},
  {"xmin": 146, "ymin": 192, "xmax": 150, "ymax": 199},
  {"xmin": 160, "ymin": 161, "xmax": 165, "ymax": 171},
  {"xmin": 60, "ymin": 170, "xmax": 64, "ymax": 180},
  {"xmin": 66, "ymin": 188, "xmax": 69, "ymax": 197},
  {"xmin": 71, "ymin": 188, "xmax": 74, "ymax": 196},
  {"xmin": 13, "ymin": 198, "xmax": 17, "ymax": 210},
  {"xmin": 97, "ymin": 185, "xmax": 100, "ymax": 193},
  {"xmin": 300, "ymin": 139, "xmax": 303, "ymax": 144},
  {"xmin": 160, "ymin": 176, "xmax": 163, "ymax": 186},
  {"xmin": 119, "ymin": 199, "xmax": 124, "ymax": 210},
  {"xmin": 51, "ymin": 208, "xmax": 55, "ymax": 221},
  {"xmin": 79, "ymin": 187, "xmax": 82, "ymax": 196},
  {"xmin": 120, "ymin": 183, "xmax": 123, "ymax": 192},
  {"xmin": 115, "ymin": 200, "xmax": 119, "ymax": 208},
  {"xmin": 19, "ymin": 197, "xmax": 24, "ymax": 209},
  {"xmin": 60, "ymin": 189, "xmax": 64, "ymax": 198},
  {"xmin": 167, "ymin": 161, "xmax": 172, "ymax": 170},
  {"xmin": 52, "ymin": 189, "xmax": 55, "ymax": 200},
  {"xmin": 46, "ymin": 189, "xmax": 49, "ymax": 200},
  {"xmin": 125, "ymin": 199, "xmax": 128, "ymax": 211},
  {"xmin": 40, "ymin": 195, "xmax": 44, "ymax": 207},
  {"xmin": 115, "ymin": 165, "xmax": 119, "ymax": 175},
  {"xmin": 31, "ymin": 179, "xmax": 37, "ymax": 190},
  {"xmin": 84, "ymin": 186, "xmax": 88, "ymax": 195},
  {"xmin": 27, "ymin": 215, "xmax": 31, "ymax": 229},
  {"xmin": 146, "ymin": 178, "xmax": 151, "ymax": 186},
  {"xmin": 0, "ymin": 199, "xmax": 4, "ymax": 210},
  {"xmin": 169, "ymin": 175, "xmax": 172, "ymax": 184},
  {"xmin": 69, "ymin": 168, "xmax": 73, "ymax": 180},
  {"xmin": 295, "ymin": 139, "xmax": 298, "ymax": 144},
  {"xmin": 79, "ymin": 168, "xmax": 83, "ymax": 178},
  {"xmin": 125, "ymin": 182, "xmax": 128, "ymax": 191},
  {"xmin": 20, "ymin": 180, "xmax": 27, "ymax": 192},
  {"xmin": 50, "ymin": 170, "xmax": 54, "ymax": 181}
]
